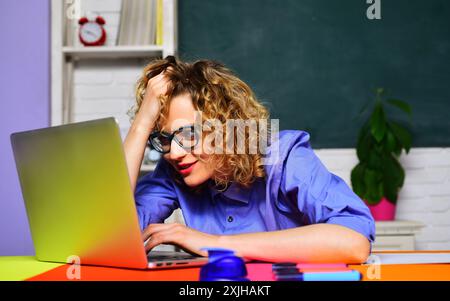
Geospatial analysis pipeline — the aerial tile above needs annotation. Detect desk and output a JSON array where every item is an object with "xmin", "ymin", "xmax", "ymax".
[
  {"xmin": 0, "ymin": 256, "xmax": 62, "ymax": 281},
  {"xmin": 1, "ymin": 251, "xmax": 450, "ymax": 281}
]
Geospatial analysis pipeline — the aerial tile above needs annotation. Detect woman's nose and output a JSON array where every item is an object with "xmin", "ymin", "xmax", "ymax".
[{"xmin": 169, "ymin": 139, "xmax": 187, "ymax": 161}]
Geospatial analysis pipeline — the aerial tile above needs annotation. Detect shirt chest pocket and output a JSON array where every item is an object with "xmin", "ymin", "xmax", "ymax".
[{"xmin": 274, "ymin": 190, "xmax": 308, "ymax": 226}]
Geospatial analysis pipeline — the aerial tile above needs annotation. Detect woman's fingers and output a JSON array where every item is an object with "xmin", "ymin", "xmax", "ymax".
[
  {"xmin": 164, "ymin": 66, "xmax": 174, "ymax": 74},
  {"xmin": 144, "ymin": 228, "xmax": 181, "ymax": 253},
  {"xmin": 142, "ymin": 223, "xmax": 180, "ymax": 241},
  {"xmin": 149, "ymin": 67, "xmax": 172, "ymax": 83},
  {"xmin": 147, "ymin": 73, "xmax": 165, "ymax": 88},
  {"xmin": 147, "ymin": 72, "xmax": 171, "ymax": 97}
]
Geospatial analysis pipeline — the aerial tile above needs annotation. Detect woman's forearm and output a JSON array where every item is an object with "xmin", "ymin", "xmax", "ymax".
[
  {"xmin": 124, "ymin": 70, "xmax": 169, "ymax": 192},
  {"xmin": 218, "ymin": 224, "xmax": 371, "ymax": 264},
  {"xmin": 123, "ymin": 103, "xmax": 156, "ymax": 192}
]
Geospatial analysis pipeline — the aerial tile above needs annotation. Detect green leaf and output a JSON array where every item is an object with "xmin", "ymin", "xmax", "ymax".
[
  {"xmin": 383, "ymin": 179, "xmax": 398, "ymax": 204},
  {"xmin": 365, "ymin": 182, "xmax": 383, "ymax": 205},
  {"xmin": 387, "ymin": 99, "xmax": 412, "ymax": 117},
  {"xmin": 381, "ymin": 155, "xmax": 406, "ymax": 204},
  {"xmin": 389, "ymin": 121, "xmax": 412, "ymax": 153},
  {"xmin": 356, "ymin": 123, "xmax": 372, "ymax": 162},
  {"xmin": 383, "ymin": 130, "xmax": 398, "ymax": 154},
  {"xmin": 385, "ymin": 156, "xmax": 404, "ymax": 186},
  {"xmin": 395, "ymin": 159, "xmax": 405, "ymax": 188},
  {"xmin": 370, "ymin": 102, "xmax": 387, "ymax": 143},
  {"xmin": 364, "ymin": 169, "xmax": 377, "ymax": 188},
  {"xmin": 364, "ymin": 168, "xmax": 383, "ymax": 204},
  {"xmin": 367, "ymin": 151, "xmax": 382, "ymax": 169},
  {"xmin": 351, "ymin": 163, "xmax": 366, "ymax": 197}
]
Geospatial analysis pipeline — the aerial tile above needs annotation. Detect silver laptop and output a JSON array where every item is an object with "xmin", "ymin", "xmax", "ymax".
[{"xmin": 10, "ymin": 117, "xmax": 208, "ymax": 269}]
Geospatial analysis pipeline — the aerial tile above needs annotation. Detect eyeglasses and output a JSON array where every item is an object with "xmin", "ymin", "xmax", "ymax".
[{"xmin": 148, "ymin": 125, "xmax": 200, "ymax": 154}]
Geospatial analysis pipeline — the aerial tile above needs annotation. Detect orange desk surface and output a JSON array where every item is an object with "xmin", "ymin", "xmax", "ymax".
[{"xmin": 27, "ymin": 251, "xmax": 450, "ymax": 281}]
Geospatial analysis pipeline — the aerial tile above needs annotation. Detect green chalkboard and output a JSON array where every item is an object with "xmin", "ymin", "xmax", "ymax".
[{"xmin": 177, "ymin": 0, "xmax": 450, "ymax": 148}]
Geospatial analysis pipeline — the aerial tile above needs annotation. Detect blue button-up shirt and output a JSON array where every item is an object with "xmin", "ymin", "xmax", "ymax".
[{"xmin": 135, "ymin": 130, "xmax": 375, "ymax": 243}]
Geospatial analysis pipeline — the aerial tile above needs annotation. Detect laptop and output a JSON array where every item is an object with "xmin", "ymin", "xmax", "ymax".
[{"xmin": 10, "ymin": 117, "xmax": 208, "ymax": 269}]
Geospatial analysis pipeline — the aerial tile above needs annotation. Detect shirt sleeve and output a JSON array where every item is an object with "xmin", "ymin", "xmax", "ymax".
[
  {"xmin": 134, "ymin": 159, "xmax": 179, "ymax": 231},
  {"xmin": 281, "ymin": 136, "xmax": 376, "ymax": 243}
]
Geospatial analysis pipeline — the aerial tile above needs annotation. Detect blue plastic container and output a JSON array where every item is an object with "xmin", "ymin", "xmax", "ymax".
[{"xmin": 199, "ymin": 248, "xmax": 249, "ymax": 281}]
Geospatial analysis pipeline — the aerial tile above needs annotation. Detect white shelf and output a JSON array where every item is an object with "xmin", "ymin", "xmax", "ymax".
[
  {"xmin": 373, "ymin": 220, "xmax": 424, "ymax": 251},
  {"xmin": 63, "ymin": 45, "xmax": 165, "ymax": 59},
  {"xmin": 375, "ymin": 220, "xmax": 424, "ymax": 235},
  {"xmin": 51, "ymin": 0, "xmax": 177, "ymax": 125}
]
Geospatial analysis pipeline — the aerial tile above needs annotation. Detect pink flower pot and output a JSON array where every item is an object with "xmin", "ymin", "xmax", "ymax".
[{"xmin": 365, "ymin": 197, "xmax": 396, "ymax": 221}]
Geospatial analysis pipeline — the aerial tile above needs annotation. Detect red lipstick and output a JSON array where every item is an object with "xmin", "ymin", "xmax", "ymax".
[{"xmin": 177, "ymin": 161, "xmax": 198, "ymax": 176}]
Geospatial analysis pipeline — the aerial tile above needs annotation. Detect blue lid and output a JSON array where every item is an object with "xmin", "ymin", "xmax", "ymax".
[{"xmin": 199, "ymin": 248, "xmax": 249, "ymax": 281}]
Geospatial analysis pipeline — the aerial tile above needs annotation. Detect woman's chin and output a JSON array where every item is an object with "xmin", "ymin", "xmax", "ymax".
[{"xmin": 182, "ymin": 174, "xmax": 208, "ymax": 187}]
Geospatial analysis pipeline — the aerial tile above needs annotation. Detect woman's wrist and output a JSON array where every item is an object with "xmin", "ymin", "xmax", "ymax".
[
  {"xmin": 217, "ymin": 235, "xmax": 244, "ymax": 257},
  {"xmin": 131, "ymin": 109, "xmax": 157, "ymax": 135},
  {"xmin": 129, "ymin": 119, "xmax": 154, "ymax": 136}
]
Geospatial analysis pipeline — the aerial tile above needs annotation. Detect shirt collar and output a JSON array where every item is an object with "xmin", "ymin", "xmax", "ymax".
[{"xmin": 209, "ymin": 181, "xmax": 252, "ymax": 204}]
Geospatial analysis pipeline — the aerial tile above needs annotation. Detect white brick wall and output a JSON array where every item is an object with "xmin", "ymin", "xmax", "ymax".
[
  {"xmin": 72, "ymin": 58, "xmax": 147, "ymax": 139},
  {"xmin": 315, "ymin": 148, "xmax": 450, "ymax": 250}
]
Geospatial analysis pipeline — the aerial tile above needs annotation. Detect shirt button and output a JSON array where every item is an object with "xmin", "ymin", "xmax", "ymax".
[{"xmin": 227, "ymin": 216, "xmax": 234, "ymax": 223}]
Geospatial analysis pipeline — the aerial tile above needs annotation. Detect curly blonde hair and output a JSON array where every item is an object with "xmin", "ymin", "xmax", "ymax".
[{"xmin": 129, "ymin": 56, "xmax": 269, "ymax": 188}]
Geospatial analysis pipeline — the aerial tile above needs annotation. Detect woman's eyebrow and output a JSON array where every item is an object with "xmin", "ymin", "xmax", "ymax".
[
  {"xmin": 178, "ymin": 124, "xmax": 195, "ymax": 129},
  {"xmin": 158, "ymin": 125, "xmax": 169, "ymax": 133},
  {"xmin": 159, "ymin": 124, "xmax": 195, "ymax": 135},
  {"xmin": 172, "ymin": 124, "xmax": 195, "ymax": 132}
]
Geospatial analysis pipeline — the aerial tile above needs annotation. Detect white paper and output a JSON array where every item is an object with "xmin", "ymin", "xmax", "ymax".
[{"xmin": 365, "ymin": 253, "xmax": 450, "ymax": 265}]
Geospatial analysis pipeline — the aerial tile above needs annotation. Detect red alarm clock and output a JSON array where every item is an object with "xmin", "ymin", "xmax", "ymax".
[{"xmin": 78, "ymin": 16, "xmax": 107, "ymax": 46}]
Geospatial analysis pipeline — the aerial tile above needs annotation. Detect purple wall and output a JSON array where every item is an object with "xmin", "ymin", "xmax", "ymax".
[{"xmin": 0, "ymin": 1, "xmax": 50, "ymax": 255}]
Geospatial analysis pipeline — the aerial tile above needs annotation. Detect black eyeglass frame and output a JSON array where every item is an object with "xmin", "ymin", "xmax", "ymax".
[{"xmin": 148, "ymin": 125, "xmax": 200, "ymax": 154}]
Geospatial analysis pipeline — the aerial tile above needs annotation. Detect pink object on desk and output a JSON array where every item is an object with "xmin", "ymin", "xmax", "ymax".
[
  {"xmin": 246, "ymin": 263, "xmax": 275, "ymax": 281},
  {"xmin": 297, "ymin": 263, "xmax": 349, "ymax": 272},
  {"xmin": 246, "ymin": 263, "xmax": 350, "ymax": 281}
]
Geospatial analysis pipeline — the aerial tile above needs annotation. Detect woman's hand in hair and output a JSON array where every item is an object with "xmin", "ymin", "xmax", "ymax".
[
  {"xmin": 140, "ymin": 68, "xmax": 172, "ymax": 125},
  {"xmin": 123, "ymin": 69, "xmax": 172, "ymax": 193},
  {"xmin": 143, "ymin": 223, "xmax": 220, "ymax": 257}
]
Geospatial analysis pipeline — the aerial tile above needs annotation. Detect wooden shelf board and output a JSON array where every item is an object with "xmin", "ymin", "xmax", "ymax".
[{"xmin": 62, "ymin": 45, "xmax": 165, "ymax": 59}]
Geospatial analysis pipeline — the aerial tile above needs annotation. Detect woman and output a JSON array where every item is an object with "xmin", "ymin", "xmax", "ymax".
[{"xmin": 123, "ymin": 56, "xmax": 375, "ymax": 263}]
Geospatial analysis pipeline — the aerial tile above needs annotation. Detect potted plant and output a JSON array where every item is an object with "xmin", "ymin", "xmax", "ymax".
[{"xmin": 351, "ymin": 88, "xmax": 412, "ymax": 221}]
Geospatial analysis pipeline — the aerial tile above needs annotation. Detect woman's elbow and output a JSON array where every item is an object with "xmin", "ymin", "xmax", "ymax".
[{"xmin": 347, "ymin": 235, "xmax": 371, "ymax": 264}]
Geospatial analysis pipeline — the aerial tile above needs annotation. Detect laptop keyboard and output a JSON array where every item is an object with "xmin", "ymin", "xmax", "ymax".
[{"xmin": 147, "ymin": 252, "xmax": 199, "ymax": 262}]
